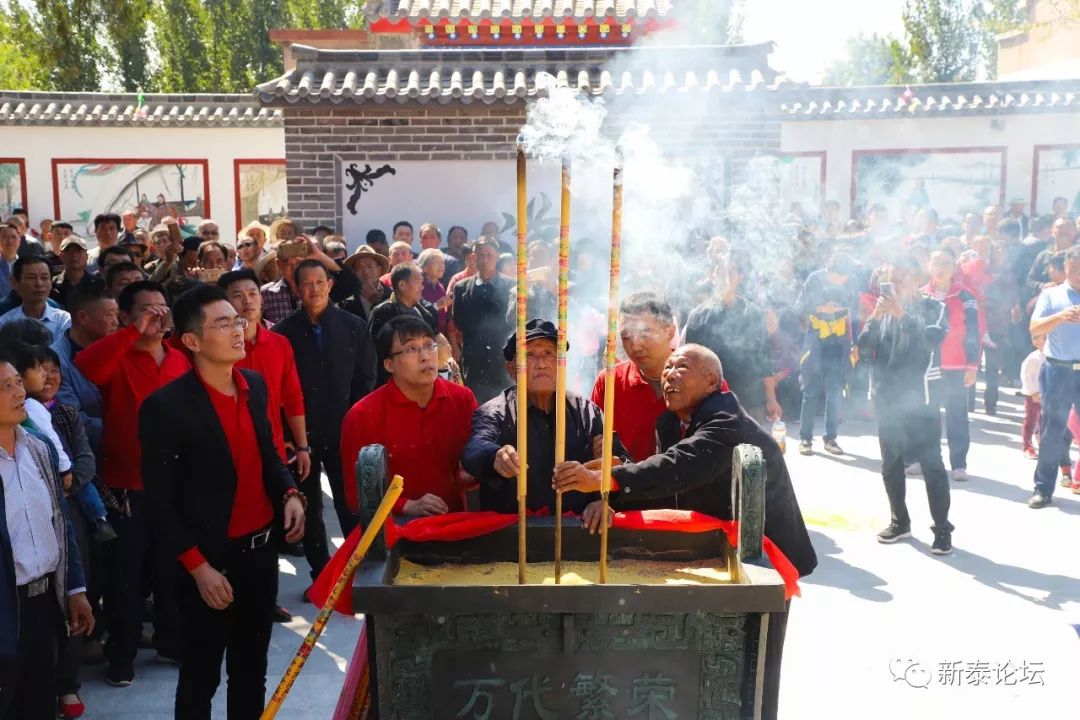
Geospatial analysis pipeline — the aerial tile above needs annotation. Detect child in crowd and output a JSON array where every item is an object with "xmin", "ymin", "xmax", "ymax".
[
  {"xmin": 1020, "ymin": 334, "xmax": 1045, "ymax": 460},
  {"xmin": 14, "ymin": 342, "xmax": 117, "ymax": 541}
]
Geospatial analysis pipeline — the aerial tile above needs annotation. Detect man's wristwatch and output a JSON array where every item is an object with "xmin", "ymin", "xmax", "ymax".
[{"xmin": 294, "ymin": 446, "xmax": 311, "ymax": 455}]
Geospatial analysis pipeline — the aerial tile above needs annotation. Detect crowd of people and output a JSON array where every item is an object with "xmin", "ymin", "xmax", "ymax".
[{"xmin": 0, "ymin": 188, "xmax": 1078, "ymax": 719}]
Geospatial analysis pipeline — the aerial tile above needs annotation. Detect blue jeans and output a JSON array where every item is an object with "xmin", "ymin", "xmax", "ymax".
[
  {"xmin": 74, "ymin": 481, "xmax": 107, "ymax": 522},
  {"xmin": 1033, "ymin": 361, "xmax": 1080, "ymax": 495},
  {"xmin": 799, "ymin": 347, "xmax": 845, "ymax": 442}
]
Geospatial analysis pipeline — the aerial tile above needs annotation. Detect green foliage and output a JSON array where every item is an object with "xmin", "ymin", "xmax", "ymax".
[
  {"xmin": 0, "ymin": 0, "xmax": 364, "ymax": 92},
  {"xmin": 823, "ymin": 33, "xmax": 914, "ymax": 86}
]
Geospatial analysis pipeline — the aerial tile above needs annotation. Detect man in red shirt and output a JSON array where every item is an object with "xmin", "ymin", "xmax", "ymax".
[
  {"xmin": 591, "ymin": 292, "xmax": 675, "ymax": 462},
  {"xmin": 220, "ymin": 268, "xmax": 309, "ymax": 622},
  {"xmin": 340, "ymin": 315, "xmax": 477, "ymax": 516},
  {"xmin": 75, "ymin": 279, "xmax": 190, "ymax": 686},
  {"xmin": 140, "ymin": 284, "xmax": 305, "ymax": 719}
]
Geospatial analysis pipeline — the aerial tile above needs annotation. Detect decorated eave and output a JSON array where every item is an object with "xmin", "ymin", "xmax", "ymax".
[
  {"xmin": 255, "ymin": 42, "xmax": 790, "ymax": 106},
  {"xmin": 363, "ymin": 0, "xmax": 673, "ymax": 44},
  {"xmin": 780, "ymin": 79, "xmax": 1080, "ymax": 119},
  {"xmin": 0, "ymin": 91, "xmax": 282, "ymax": 127}
]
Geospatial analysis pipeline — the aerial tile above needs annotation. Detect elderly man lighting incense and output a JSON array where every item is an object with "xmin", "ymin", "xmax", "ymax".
[
  {"xmin": 553, "ymin": 343, "xmax": 817, "ymax": 578},
  {"xmin": 462, "ymin": 318, "xmax": 628, "ymax": 516}
]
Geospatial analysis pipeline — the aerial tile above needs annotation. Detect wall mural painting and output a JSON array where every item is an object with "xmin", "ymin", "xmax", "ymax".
[
  {"xmin": 852, "ymin": 148, "xmax": 1005, "ymax": 225},
  {"xmin": 52, "ymin": 159, "xmax": 209, "ymax": 238},
  {"xmin": 0, "ymin": 159, "xmax": 27, "ymax": 218},
  {"xmin": 1033, "ymin": 145, "xmax": 1080, "ymax": 217},
  {"xmin": 236, "ymin": 160, "xmax": 289, "ymax": 229}
]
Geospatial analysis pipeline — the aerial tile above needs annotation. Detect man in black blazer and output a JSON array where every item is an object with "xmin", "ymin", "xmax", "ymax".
[
  {"xmin": 452, "ymin": 236, "xmax": 513, "ymax": 403},
  {"xmin": 273, "ymin": 259, "xmax": 376, "ymax": 560},
  {"xmin": 140, "ymin": 285, "xmax": 306, "ymax": 720}
]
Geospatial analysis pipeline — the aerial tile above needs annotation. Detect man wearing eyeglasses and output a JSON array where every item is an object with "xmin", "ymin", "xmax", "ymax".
[
  {"xmin": 219, "ymin": 269, "xmax": 310, "ymax": 623},
  {"xmin": 340, "ymin": 315, "xmax": 478, "ymax": 516},
  {"xmin": 139, "ymin": 284, "xmax": 305, "ymax": 719}
]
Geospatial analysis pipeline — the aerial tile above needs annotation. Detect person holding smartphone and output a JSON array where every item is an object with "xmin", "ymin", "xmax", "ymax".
[{"xmin": 857, "ymin": 255, "xmax": 954, "ymax": 555}]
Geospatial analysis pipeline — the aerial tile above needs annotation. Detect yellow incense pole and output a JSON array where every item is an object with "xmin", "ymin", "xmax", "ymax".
[
  {"xmin": 261, "ymin": 476, "xmax": 404, "ymax": 720},
  {"xmin": 554, "ymin": 155, "xmax": 571, "ymax": 584},
  {"xmin": 599, "ymin": 160, "xmax": 622, "ymax": 584},
  {"xmin": 516, "ymin": 146, "xmax": 529, "ymax": 585}
]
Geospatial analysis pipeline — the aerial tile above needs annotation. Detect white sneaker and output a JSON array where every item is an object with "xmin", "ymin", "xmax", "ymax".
[
  {"xmin": 905, "ymin": 463, "xmax": 922, "ymax": 476},
  {"xmin": 951, "ymin": 468, "xmax": 968, "ymax": 481}
]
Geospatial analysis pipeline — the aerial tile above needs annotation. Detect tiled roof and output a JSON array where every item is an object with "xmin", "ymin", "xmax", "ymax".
[
  {"xmin": 779, "ymin": 80, "xmax": 1080, "ymax": 119},
  {"xmin": 255, "ymin": 43, "xmax": 788, "ymax": 106},
  {"xmin": 363, "ymin": 0, "xmax": 672, "ymax": 22},
  {"xmin": 0, "ymin": 92, "xmax": 282, "ymax": 127}
]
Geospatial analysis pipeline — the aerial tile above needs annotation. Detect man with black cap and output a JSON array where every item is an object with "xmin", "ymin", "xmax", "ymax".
[{"xmin": 462, "ymin": 318, "xmax": 622, "ymax": 515}]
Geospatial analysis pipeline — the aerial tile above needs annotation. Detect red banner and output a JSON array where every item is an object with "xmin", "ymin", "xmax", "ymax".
[{"xmin": 310, "ymin": 509, "xmax": 800, "ymax": 614}]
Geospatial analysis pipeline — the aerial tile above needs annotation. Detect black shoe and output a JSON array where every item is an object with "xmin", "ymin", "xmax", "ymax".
[
  {"xmin": 798, "ymin": 440, "xmax": 813, "ymax": 456},
  {"xmin": 92, "ymin": 518, "xmax": 119, "ymax": 543},
  {"xmin": 823, "ymin": 439, "xmax": 844, "ymax": 456},
  {"xmin": 931, "ymin": 530, "xmax": 953, "ymax": 556},
  {"xmin": 272, "ymin": 605, "xmax": 293, "ymax": 623},
  {"xmin": 106, "ymin": 664, "xmax": 134, "ymax": 687},
  {"xmin": 876, "ymin": 523, "xmax": 912, "ymax": 544},
  {"xmin": 985, "ymin": 405, "xmax": 997, "ymax": 416},
  {"xmin": 1027, "ymin": 493, "xmax": 1052, "ymax": 509},
  {"xmin": 302, "ymin": 587, "xmax": 312, "ymax": 604}
]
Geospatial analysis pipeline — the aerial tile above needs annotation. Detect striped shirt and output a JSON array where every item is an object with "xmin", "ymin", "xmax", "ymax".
[{"xmin": 1, "ymin": 426, "xmax": 61, "ymax": 584}]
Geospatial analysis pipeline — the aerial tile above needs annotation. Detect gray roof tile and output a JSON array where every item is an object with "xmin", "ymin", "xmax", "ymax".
[
  {"xmin": 0, "ymin": 91, "xmax": 282, "ymax": 127},
  {"xmin": 363, "ymin": 0, "xmax": 672, "ymax": 22},
  {"xmin": 254, "ymin": 43, "xmax": 788, "ymax": 106}
]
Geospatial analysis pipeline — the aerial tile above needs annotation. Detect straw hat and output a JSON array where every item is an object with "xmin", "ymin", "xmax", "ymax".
[{"xmin": 344, "ymin": 245, "xmax": 390, "ymax": 274}]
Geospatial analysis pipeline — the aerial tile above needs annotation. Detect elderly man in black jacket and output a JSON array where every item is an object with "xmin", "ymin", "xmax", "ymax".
[
  {"xmin": 553, "ymin": 343, "xmax": 815, "ymax": 720},
  {"xmin": 462, "ymin": 319, "xmax": 621, "ymax": 515},
  {"xmin": 273, "ymin": 260, "xmax": 376, "ymax": 577}
]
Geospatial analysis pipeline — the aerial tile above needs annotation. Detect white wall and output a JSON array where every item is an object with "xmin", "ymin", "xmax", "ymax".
[
  {"xmin": 6, "ymin": 124, "xmax": 284, "ymax": 243},
  {"xmin": 780, "ymin": 112, "xmax": 1080, "ymax": 220}
]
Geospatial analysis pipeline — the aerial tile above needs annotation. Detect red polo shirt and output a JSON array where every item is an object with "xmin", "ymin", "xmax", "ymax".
[
  {"xmin": 591, "ymin": 360, "xmax": 667, "ymax": 462},
  {"xmin": 340, "ymin": 377, "xmax": 478, "ymax": 515},
  {"xmin": 235, "ymin": 323, "xmax": 305, "ymax": 461},
  {"xmin": 76, "ymin": 325, "xmax": 190, "ymax": 490},
  {"xmin": 178, "ymin": 369, "xmax": 274, "ymax": 572}
]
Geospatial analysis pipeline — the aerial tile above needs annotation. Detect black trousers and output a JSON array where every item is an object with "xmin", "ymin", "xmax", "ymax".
[
  {"xmin": 297, "ymin": 452, "xmax": 332, "ymax": 580},
  {"xmin": 0, "ymin": 585, "xmax": 61, "ymax": 720},
  {"xmin": 312, "ymin": 440, "xmax": 359, "ymax": 537},
  {"xmin": 57, "ymin": 502, "xmax": 90, "ymax": 696},
  {"xmin": 103, "ymin": 491, "xmax": 183, "ymax": 671},
  {"xmin": 175, "ymin": 542, "xmax": 278, "ymax": 720},
  {"xmin": 877, "ymin": 403, "xmax": 953, "ymax": 532}
]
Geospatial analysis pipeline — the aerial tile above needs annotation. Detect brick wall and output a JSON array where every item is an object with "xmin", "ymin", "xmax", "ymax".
[{"xmin": 282, "ymin": 98, "xmax": 778, "ymax": 233}]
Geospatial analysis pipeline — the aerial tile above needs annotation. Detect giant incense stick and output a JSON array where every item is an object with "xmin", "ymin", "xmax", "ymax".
[
  {"xmin": 599, "ymin": 159, "xmax": 623, "ymax": 584},
  {"xmin": 516, "ymin": 146, "xmax": 529, "ymax": 585},
  {"xmin": 554, "ymin": 155, "xmax": 571, "ymax": 584},
  {"xmin": 261, "ymin": 476, "xmax": 404, "ymax": 720}
]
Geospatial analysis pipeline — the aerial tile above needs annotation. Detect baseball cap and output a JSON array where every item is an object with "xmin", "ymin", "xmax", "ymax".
[{"xmin": 502, "ymin": 318, "xmax": 564, "ymax": 361}]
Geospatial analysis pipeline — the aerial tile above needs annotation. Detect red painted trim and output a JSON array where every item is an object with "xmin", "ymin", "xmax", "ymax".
[
  {"xmin": 0, "ymin": 158, "xmax": 28, "ymax": 216},
  {"xmin": 1031, "ymin": 143, "xmax": 1080, "ymax": 216},
  {"xmin": 850, "ymin": 146, "xmax": 1007, "ymax": 218},
  {"xmin": 233, "ymin": 158, "xmax": 286, "ymax": 233},
  {"xmin": 50, "ymin": 157, "xmax": 211, "ymax": 222}
]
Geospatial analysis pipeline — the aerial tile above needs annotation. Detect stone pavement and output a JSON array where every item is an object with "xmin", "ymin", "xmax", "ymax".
[{"xmin": 78, "ymin": 386, "xmax": 1078, "ymax": 718}]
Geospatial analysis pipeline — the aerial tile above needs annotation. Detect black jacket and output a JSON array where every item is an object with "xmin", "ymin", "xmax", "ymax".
[
  {"xmin": 857, "ymin": 296, "xmax": 947, "ymax": 410},
  {"xmin": 139, "ymin": 370, "xmax": 296, "ymax": 568},
  {"xmin": 609, "ymin": 390, "xmax": 817, "ymax": 577},
  {"xmin": 273, "ymin": 306, "xmax": 376, "ymax": 446},
  {"xmin": 452, "ymin": 273, "xmax": 513, "ymax": 403},
  {"xmin": 462, "ymin": 387, "xmax": 623, "ymax": 515},
  {"xmin": 684, "ymin": 296, "xmax": 774, "ymax": 410}
]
